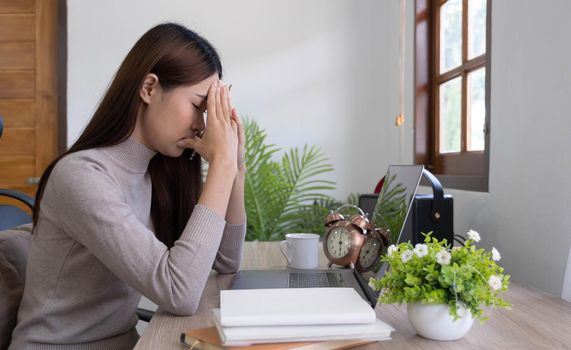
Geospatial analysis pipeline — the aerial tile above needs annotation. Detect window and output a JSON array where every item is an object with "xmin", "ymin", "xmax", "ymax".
[{"xmin": 415, "ymin": 0, "xmax": 490, "ymax": 191}]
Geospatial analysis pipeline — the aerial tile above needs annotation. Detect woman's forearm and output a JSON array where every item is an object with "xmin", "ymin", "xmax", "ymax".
[
  {"xmin": 197, "ymin": 160, "xmax": 237, "ymax": 218},
  {"xmin": 225, "ymin": 168, "xmax": 246, "ymax": 224}
]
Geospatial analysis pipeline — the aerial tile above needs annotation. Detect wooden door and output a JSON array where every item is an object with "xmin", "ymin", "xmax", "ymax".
[{"xmin": 0, "ymin": 0, "xmax": 61, "ymax": 212}]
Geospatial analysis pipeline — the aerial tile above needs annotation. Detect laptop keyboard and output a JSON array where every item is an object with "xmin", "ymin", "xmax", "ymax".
[{"xmin": 288, "ymin": 272, "xmax": 344, "ymax": 288}]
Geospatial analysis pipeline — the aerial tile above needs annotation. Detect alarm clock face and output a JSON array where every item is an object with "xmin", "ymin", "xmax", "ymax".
[
  {"xmin": 326, "ymin": 227, "xmax": 352, "ymax": 259},
  {"xmin": 358, "ymin": 237, "xmax": 382, "ymax": 270}
]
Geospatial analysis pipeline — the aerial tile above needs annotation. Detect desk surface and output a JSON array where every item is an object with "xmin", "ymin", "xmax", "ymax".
[{"xmin": 135, "ymin": 242, "xmax": 571, "ymax": 350}]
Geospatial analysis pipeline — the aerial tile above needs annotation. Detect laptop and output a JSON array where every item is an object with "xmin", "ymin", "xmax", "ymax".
[{"xmin": 230, "ymin": 165, "xmax": 424, "ymax": 307}]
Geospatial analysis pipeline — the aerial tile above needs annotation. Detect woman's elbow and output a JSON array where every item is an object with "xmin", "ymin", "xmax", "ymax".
[
  {"xmin": 213, "ymin": 259, "xmax": 240, "ymax": 274},
  {"xmin": 158, "ymin": 287, "xmax": 202, "ymax": 315},
  {"xmin": 215, "ymin": 265, "xmax": 239, "ymax": 274},
  {"xmin": 162, "ymin": 297, "xmax": 200, "ymax": 316}
]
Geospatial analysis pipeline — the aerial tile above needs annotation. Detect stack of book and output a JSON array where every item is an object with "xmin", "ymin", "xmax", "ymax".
[{"xmin": 211, "ymin": 288, "xmax": 394, "ymax": 346}]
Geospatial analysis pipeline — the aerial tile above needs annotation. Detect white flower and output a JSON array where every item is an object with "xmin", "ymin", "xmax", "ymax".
[
  {"xmin": 368, "ymin": 277, "xmax": 378, "ymax": 291},
  {"xmin": 414, "ymin": 244, "xmax": 428, "ymax": 258},
  {"xmin": 435, "ymin": 250, "xmax": 451, "ymax": 265},
  {"xmin": 491, "ymin": 247, "xmax": 501, "ymax": 261},
  {"xmin": 401, "ymin": 250, "xmax": 413, "ymax": 263},
  {"xmin": 488, "ymin": 275, "xmax": 502, "ymax": 291},
  {"xmin": 387, "ymin": 244, "xmax": 398, "ymax": 256},
  {"xmin": 467, "ymin": 229, "xmax": 481, "ymax": 242}
]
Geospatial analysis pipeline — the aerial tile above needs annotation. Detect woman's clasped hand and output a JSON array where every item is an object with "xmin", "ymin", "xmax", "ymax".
[{"xmin": 176, "ymin": 81, "xmax": 245, "ymax": 172}]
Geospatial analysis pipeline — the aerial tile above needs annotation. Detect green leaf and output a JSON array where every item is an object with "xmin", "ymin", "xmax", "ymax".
[
  {"xmin": 373, "ymin": 230, "xmax": 512, "ymax": 322},
  {"xmin": 243, "ymin": 117, "xmax": 346, "ymax": 241},
  {"xmin": 405, "ymin": 274, "xmax": 421, "ymax": 286}
]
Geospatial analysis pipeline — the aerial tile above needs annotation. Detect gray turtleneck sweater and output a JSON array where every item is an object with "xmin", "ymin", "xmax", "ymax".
[{"xmin": 9, "ymin": 138, "xmax": 246, "ymax": 350}]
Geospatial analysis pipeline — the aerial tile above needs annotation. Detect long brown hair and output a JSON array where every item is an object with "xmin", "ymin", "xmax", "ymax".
[{"xmin": 33, "ymin": 23, "xmax": 222, "ymax": 248}]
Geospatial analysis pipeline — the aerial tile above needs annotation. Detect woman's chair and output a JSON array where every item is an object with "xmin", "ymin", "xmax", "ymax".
[
  {"xmin": 0, "ymin": 116, "xmax": 35, "ymax": 231},
  {"xmin": 0, "ymin": 190, "xmax": 35, "ymax": 231}
]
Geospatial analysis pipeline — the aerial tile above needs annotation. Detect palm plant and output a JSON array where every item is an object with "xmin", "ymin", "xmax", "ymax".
[{"xmin": 243, "ymin": 118, "xmax": 340, "ymax": 241}]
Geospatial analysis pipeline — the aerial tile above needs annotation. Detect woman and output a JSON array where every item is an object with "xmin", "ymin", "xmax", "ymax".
[{"xmin": 9, "ymin": 23, "xmax": 246, "ymax": 349}]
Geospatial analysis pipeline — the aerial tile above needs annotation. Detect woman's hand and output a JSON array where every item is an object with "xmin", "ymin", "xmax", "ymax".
[
  {"xmin": 228, "ymin": 88, "xmax": 246, "ymax": 172},
  {"xmin": 177, "ymin": 81, "xmax": 238, "ymax": 171}
]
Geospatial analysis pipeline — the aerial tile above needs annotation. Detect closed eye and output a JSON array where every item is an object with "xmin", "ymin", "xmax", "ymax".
[{"xmin": 192, "ymin": 103, "xmax": 207, "ymax": 113}]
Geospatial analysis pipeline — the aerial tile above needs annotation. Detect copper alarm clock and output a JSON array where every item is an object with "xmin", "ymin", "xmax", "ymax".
[
  {"xmin": 323, "ymin": 205, "xmax": 370, "ymax": 268},
  {"xmin": 324, "ymin": 204, "xmax": 389, "ymax": 271},
  {"xmin": 354, "ymin": 226, "xmax": 390, "ymax": 272}
]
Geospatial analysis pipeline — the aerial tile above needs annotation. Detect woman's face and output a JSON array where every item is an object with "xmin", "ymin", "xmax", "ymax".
[{"xmin": 135, "ymin": 73, "xmax": 219, "ymax": 157}]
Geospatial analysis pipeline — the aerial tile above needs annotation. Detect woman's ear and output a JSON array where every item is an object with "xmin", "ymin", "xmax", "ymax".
[{"xmin": 140, "ymin": 73, "xmax": 160, "ymax": 104}]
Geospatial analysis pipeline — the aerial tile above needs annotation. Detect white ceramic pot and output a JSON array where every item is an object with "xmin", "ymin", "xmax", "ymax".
[{"xmin": 407, "ymin": 303, "xmax": 474, "ymax": 341}]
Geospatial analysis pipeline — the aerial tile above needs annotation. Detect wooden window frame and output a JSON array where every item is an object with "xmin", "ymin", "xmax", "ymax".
[{"xmin": 414, "ymin": 0, "xmax": 491, "ymax": 192}]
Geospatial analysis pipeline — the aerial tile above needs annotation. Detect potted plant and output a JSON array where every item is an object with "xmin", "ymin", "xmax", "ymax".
[
  {"xmin": 368, "ymin": 230, "xmax": 511, "ymax": 340},
  {"xmin": 243, "ymin": 118, "xmax": 357, "ymax": 241}
]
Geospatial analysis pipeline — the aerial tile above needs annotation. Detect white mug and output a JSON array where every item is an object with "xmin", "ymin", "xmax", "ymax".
[{"xmin": 279, "ymin": 233, "xmax": 320, "ymax": 269}]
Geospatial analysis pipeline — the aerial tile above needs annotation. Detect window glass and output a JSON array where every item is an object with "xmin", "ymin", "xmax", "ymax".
[
  {"xmin": 467, "ymin": 67, "xmax": 486, "ymax": 151},
  {"xmin": 468, "ymin": 0, "xmax": 487, "ymax": 59},
  {"xmin": 440, "ymin": 0, "xmax": 462, "ymax": 72},
  {"xmin": 439, "ymin": 77, "xmax": 462, "ymax": 153}
]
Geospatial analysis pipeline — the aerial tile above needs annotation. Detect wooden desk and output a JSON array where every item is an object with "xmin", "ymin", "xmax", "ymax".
[{"xmin": 135, "ymin": 242, "xmax": 571, "ymax": 349}]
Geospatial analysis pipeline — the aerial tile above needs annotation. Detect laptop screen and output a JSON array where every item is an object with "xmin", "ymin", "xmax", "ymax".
[{"xmin": 357, "ymin": 165, "xmax": 424, "ymax": 283}]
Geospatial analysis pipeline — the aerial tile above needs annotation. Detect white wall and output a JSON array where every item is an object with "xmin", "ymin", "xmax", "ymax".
[
  {"xmin": 68, "ymin": 0, "xmax": 571, "ymax": 298},
  {"xmin": 68, "ymin": 0, "xmax": 404, "ymax": 200}
]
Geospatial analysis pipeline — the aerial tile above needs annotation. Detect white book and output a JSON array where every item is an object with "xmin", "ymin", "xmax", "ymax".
[
  {"xmin": 212, "ymin": 309, "xmax": 394, "ymax": 346},
  {"xmin": 220, "ymin": 288, "xmax": 376, "ymax": 327}
]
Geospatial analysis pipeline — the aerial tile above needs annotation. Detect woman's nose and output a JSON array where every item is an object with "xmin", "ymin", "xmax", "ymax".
[{"xmin": 198, "ymin": 112, "xmax": 207, "ymax": 128}]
